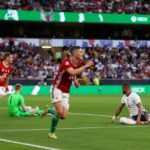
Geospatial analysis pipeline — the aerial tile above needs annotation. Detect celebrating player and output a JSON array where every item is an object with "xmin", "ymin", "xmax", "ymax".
[
  {"xmin": 41, "ymin": 46, "xmax": 93, "ymax": 139},
  {"xmin": 112, "ymin": 83, "xmax": 150, "ymax": 125},
  {"xmin": 0, "ymin": 53, "xmax": 13, "ymax": 100}
]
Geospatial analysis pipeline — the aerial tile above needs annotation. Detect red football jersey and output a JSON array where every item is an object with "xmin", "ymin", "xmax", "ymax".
[
  {"xmin": 0, "ymin": 61, "xmax": 13, "ymax": 87},
  {"xmin": 52, "ymin": 57, "xmax": 82, "ymax": 93}
]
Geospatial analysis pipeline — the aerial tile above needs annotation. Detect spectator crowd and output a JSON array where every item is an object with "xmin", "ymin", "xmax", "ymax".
[
  {"xmin": 0, "ymin": 40, "xmax": 149, "ymax": 81},
  {"xmin": 82, "ymin": 45, "xmax": 150, "ymax": 82},
  {"xmin": 0, "ymin": 0, "xmax": 150, "ymax": 14},
  {"xmin": 0, "ymin": 40, "xmax": 58, "ymax": 80}
]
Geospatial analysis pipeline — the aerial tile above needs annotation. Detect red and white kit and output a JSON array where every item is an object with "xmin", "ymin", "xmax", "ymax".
[
  {"xmin": 0, "ymin": 61, "xmax": 13, "ymax": 95},
  {"xmin": 51, "ymin": 57, "xmax": 82, "ymax": 109}
]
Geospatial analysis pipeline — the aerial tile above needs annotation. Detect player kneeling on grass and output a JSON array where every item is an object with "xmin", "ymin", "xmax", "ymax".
[
  {"xmin": 41, "ymin": 46, "xmax": 93, "ymax": 139},
  {"xmin": 112, "ymin": 83, "xmax": 150, "ymax": 125},
  {"xmin": 8, "ymin": 84, "xmax": 43, "ymax": 117}
]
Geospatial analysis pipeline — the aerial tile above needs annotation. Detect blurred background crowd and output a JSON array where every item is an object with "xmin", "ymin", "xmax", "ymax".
[
  {"xmin": 0, "ymin": 40, "xmax": 149, "ymax": 85},
  {"xmin": 0, "ymin": 0, "xmax": 150, "ymax": 85},
  {"xmin": 0, "ymin": 0, "xmax": 150, "ymax": 14}
]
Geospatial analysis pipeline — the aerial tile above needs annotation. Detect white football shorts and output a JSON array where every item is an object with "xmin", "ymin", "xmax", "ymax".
[{"xmin": 50, "ymin": 87, "xmax": 70, "ymax": 110}]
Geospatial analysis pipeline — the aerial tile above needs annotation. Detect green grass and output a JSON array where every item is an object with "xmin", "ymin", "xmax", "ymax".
[{"xmin": 0, "ymin": 95, "xmax": 150, "ymax": 150}]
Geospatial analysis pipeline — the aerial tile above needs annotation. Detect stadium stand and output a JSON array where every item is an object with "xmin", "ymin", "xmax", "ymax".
[
  {"xmin": 83, "ymin": 46, "xmax": 150, "ymax": 81},
  {"xmin": 0, "ymin": 1, "xmax": 149, "ymax": 83},
  {"xmin": 0, "ymin": 0, "xmax": 150, "ymax": 14},
  {"xmin": 0, "ymin": 40, "xmax": 149, "ymax": 81},
  {"xmin": 0, "ymin": 0, "xmax": 33, "ymax": 10},
  {"xmin": 0, "ymin": 40, "xmax": 58, "ymax": 79}
]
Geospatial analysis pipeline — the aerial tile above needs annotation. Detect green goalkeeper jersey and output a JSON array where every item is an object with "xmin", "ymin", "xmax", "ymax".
[{"xmin": 8, "ymin": 92, "xmax": 25, "ymax": 115}]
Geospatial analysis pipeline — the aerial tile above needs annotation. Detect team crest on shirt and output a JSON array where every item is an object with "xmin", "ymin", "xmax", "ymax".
[{"xmin": 65, "ymin": 61, "xmax": 69, "ymax": 65}]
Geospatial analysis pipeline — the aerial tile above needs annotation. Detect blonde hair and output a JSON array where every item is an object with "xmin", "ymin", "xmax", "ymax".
[{"xmin": 15, "ymin": 83, "xmax": 22, "ymax": 91}]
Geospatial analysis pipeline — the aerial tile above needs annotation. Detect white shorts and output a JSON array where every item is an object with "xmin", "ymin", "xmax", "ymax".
[
  {"xmin": 0, "ymin": 87, "xmax": 6, "ymax": 96},
  {"xmin": 50, "ymin": 87, "xmax": 70, "ymax": 110}
]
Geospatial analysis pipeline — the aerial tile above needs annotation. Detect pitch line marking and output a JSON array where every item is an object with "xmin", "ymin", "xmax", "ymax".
[
  {"xmin": 0, "ymin": 108, "xmax": 113, "ymax": 118},
  {"xmin": 0, "ymin": 125, "xmax": 150, "ymax": 132},
  {"xmin": 58, "ymin": 125, "xmax": 150, "ymax": 130},
  {"xmin": 69, "ymin": 112, "xmax": 112, "ymax": 118},
  {"xmin": 0, "ymin": 138, "xmax": 60, "ymax": 150}
]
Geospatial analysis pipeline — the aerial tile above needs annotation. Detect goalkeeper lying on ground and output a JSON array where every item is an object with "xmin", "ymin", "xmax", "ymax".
[{"xmin": 8, "ymin": 83, "xmax": 43, "ymax": 117}]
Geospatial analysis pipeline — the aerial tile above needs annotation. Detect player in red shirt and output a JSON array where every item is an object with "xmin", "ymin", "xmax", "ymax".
[
  {"xmin": 0, "ymin": 53, "xmax": 13, "ymax": 100},
  {"xmin": 41, "ymin": 46, "xmax": 93, "ymax": 139}
]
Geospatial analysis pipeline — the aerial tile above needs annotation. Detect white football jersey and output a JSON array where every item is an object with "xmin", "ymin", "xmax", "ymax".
[{"xmin": 121, "ymin": 92, "xmax": 143, "ymax": 117}]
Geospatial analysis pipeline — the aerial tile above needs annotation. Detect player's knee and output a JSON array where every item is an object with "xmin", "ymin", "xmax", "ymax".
[
  {"xmin": 120, "ymin": 117, "xmax": 128, "ymax": 124},
  {"xmin": 57, "ymin": 111, "xmax": 67, "ymax": 119},
  {"xmin": 57, "ymin": 110, "xmax": 63, "ymax": 118},
  {"xmin": 120, "ymin": 117, "xmax": 136, "ymax": 125}
]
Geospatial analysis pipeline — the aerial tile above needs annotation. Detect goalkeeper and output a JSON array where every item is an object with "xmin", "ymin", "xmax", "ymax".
[{"xmin": 8, "ymin": 83, "xmax": 43, "ymax": 117}]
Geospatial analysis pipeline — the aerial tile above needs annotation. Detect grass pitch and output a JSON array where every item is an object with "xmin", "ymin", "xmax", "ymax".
[{"xmin": 0, "ymin": 94, "xmax": 150, "ymax": 150}]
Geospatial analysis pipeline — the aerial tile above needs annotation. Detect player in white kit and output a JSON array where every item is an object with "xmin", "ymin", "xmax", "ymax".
[{"xmin": 112, "ymin": 83, "xmax": 150, "ymax": 125}]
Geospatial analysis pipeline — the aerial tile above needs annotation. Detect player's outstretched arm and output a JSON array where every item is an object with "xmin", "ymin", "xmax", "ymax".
[
  {"xmin": 112, "ymin": 103, "xmax": 125, "ymax": 124},
  {"xmin": 67, "ymin": 60, "xmax": 93, "ymax": 76}
]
